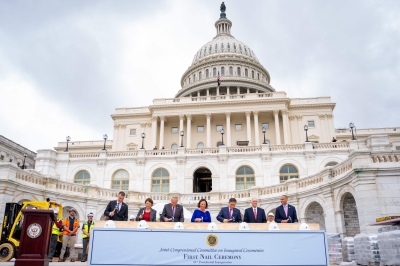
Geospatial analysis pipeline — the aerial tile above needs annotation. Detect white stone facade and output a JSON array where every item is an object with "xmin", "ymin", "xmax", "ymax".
[{"xmin": 1, "ymin": 5, "xmax": 400, "ymax": 245}]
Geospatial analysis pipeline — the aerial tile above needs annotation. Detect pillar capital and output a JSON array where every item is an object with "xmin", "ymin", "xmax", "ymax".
[
  {"xmin": 245, "ymin": 111, "xmax": 251, "ymax": 117},
  {"xmin": 273, "ymin": 109, "xmax": 280, "ymax": 116},
  {"xmin": 186, "ymin": 114, "xmax": 192, "ymax": 120},
  {"xmin": 179, "ymin": 114, "xmax": 185, "ymax": 120},
  {"xmin": 206, "ymin": 113, "xmax": 212, "ymax": 119},
  {"xmin": 152, "ymin": 116, "xmax": 158, "ymax": 122},
  {"xmin": 253, "ymin": 111, "xmax": 259, "ymax": 116},
  {"xmin": 281, "ymin": 109, "xmax": 289, "ymax": 115},
  {"xmin": 225, "ymin": 112, "xmax": 231, "ymax": 118}
]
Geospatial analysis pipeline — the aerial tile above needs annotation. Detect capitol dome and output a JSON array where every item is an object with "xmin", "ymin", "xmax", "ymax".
[{"xmin": 175, "ymin": 4, "xmax": 274, "ymax": 98}]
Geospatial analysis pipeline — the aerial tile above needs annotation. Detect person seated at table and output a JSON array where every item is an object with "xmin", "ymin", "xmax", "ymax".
[
  {"xmin": 191, "ymin": 199, "xmax": 211, "ymax": 222},
  {"xmin": 266, "ymin": 212, "xmax": 275, "ymax": 223},
  {"xmin": 216, "ymin": 198, "xmax": 242, "ymax": 223},
  {"xmin": 135, "ymin": 198, "xmax": 157, "ymax": 222},
  {"xmin": 129, "ymin": 215, "xmax": 135, "ymax": 221}
]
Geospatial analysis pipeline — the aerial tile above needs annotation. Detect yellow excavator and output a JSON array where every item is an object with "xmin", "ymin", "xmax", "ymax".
[{"xmin": 0, "ymin": 199, "xmax": 62, "ymax": 262}]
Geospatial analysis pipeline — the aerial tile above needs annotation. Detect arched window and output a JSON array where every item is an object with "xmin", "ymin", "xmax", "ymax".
[
  {"xmin": 213, "ymin": 68, "xmax": 217, "ymax": 77},
  {"xmin": 204, "ymin": 47, "xmax": 207, "ymax": 54},
  {"xmin": 199, "ymin": 71, "xmax": 202, "ymax": 80},
  {"xmin": 229, "ymin": 66, "xmax": 233, "ymax": 75},
  {"xmin": 112, "ymin": 169, "xmax": 129, "ymax": 190},
  {"xmin": 221, "ymin": 67, "xmax": 225, "ymax": 76},
  {"xmin": 215, "ymin": 44, "xmax": 218, "ymax": 50},
  {"xmin": 325, "ymin": 162, "xmax": 338, "ymax": 167},
  {"xmin": 74, "ymin": 170, "xmax": 90, "ymax": 185},
  {"xmin": 197, "ymin": 142, "xmax": 204, "ymax": 148},
  {"xmin": 227, "ymin": 43, "xmax": 230, "ymax": 49},
  {"xmin": 237, "ymin": 67, "xmax": 241, "ymax": 76},
  {"xmin": 193, "ymin": 74, "xmax": 196, "ymax": 82},
  {"xmin": 152, "ymin": 168, "xmax": 169, "ymax": 192},
  {"xmin": 251, "ymin": 70, "xmax": 254, "ymax": 78},
  {"xmin": 257, "ymin": 73, "xmax": 260, "ymax": 80},
  {"xmin": 239, "ymin": 44, "xmax": 242, "ymax": 51},
  {"xmin": 221, "ymin": 43, "xmax": 224, "ymax": 49},
  {"xmin": 206, "ymin": 69, "xmax": 209, "ymax": 78},
  {"xmin": 236, "ymin": 166, "xmax": 255, "ymax": 190},
  {"xmin": 245, "ymin": 69, "xmax": 248, "ymax": 77},
  {"xmin": 244, "ymin": 47, "xmax": 247, "ymax": 53},
  {"xmin": 233, "ymin": 43, "xmax": 237, "ymax": 50},
  {"xmin": 171, "ymin": 144, "xmax": 178, "ymax": 149},
  {"xmin": 279, "ymin": 165, "xmax": 299, "ymax": 183},
  {"xmin": 209, "ymin": 45, "xmax": 212, "ymax": 52}
]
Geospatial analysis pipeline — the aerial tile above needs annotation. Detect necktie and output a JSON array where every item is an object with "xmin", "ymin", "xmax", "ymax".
[
  {"xmin": 172, "ymin": 207, "xmax": 175, "ymax": 216},
  {"xmin": 117, "ymin": 203, "xmax": 120, "ymax": 212},
  {"xmin": 284, "ymin": 205, "xmax": 288, "ymax": 217},
  {"xmin": 253, "ymin": 208, "xmax": 257, "ymax": 219},
  {"xmin": 229, "ymin": 209, "xmax": 232, "ymax": 219}
]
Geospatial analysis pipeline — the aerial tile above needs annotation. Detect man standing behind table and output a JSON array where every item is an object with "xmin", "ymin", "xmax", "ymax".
[
  {"xmin": 59, "ymin": 208, "xmax": 80, "ymax": 262},
  {"xmin": 104, "ymin": 191, "xmax": 129, "ymax": 221},
  {"xmin": 81, "ymin": 212, "xmax": 95, "ymax": 262},
  {"xmin": 216, "ymin": 198, "xmax": 242, "ymax": 223},
  {"xmin": 161, "ymin": 196, "xmax": 184, "ymax": 222},
  {"xmin": 244, "ymin": 198, "xmax": 266, "ymax": 223},
  {"xmin": 275, "ymin": 195, "xmax": 298, "ymax": 223}
]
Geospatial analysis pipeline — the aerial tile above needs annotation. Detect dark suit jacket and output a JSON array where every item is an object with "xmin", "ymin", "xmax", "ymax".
[
  {"xmin": 104, "ymin": 200, "xmax": 129, "ymax": 221},
  {"xmin": 244, "ymin": 207, "xmax": 267, "ymax": 223},
  {"xmin": 135, "ymin": 207, "xmax": 157, "ymax": 222},
  {"xmin": 274, "ymin": 204, "xmax": 298, "ymax": 223},
  {"xmin": 160, "ymin": 203, "xmax": 184, "ymax": 222},
  {"xmin": 216, "ymin": 207, "xmax": 242, "ymax": 223}
]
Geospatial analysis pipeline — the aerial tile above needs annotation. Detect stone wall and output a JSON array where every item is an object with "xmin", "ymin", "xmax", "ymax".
[
  {"xmin": 305, "ymin": 202, "xmax": 326, "ymax": 230},
  {"xmin": 342, "ymin": 193, "xmax": 360, "ymax": 237}
]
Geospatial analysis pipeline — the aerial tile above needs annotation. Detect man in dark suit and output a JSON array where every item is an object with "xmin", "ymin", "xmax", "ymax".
[
  {"xmin": 244, "ymin": 198, "xmax": 266, "ymax": 223},
  {"xmin": 275, "ymin": 195, "xmax": 298, "ymax": 223},
  {"xmin": 104, "ymin": 191, "xmax": 129, "ymax": 221},
  {"xmin": 161, "ymin": 196, "xmax": 184, "ymax": 222},
  {"xmin": 216, "ymin": 198, "xmax": 242, "ymax": 223}
]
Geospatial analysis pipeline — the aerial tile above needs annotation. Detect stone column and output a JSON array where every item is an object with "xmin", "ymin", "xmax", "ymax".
[
  {"xmin": 112, "ymin": 124, "xmax": 119, "ymax": 151},
  {"xmin": 227, "ymin": 87, "xmax": 230, "ymax": 95},
  {"xmin": 186, "ymin": 114, "xmax": 192, "ymax": 149},
  {"xmin": 253, "ymin": 111, "xmax": 260, "ymax": 145},
  {"xmin": 179, "ymin": 115, "xmax": 184, "ymax": 147},
  {"xmin": 237, "ymin": 87, "xmax": 240, "ymax": 94},
  {"xmin": 245, "ymin": 111, "xmax": 252, "ymax": 144},
  {"xmin": 225, "ymin": 112, "xmax": 231, "ymax": 147},
  {"xmin": 197, "ymin": 91, "xmax": 200, "ymax": 97},
  {"xmin": 273, "ymin": 110, "xmax": 281, "ymax": 145},
  {"xmin": 120, "ymin": 124, "xmax": 127, "ymax": 150},
  {"xmin": 159, "ymin": 116, "xmax": 165, "ymax": 149},
  {"xmin": 319, "ymin": 115, "xmax": 326, "ymax": 143},
  {"xmin": 207, "ymin": 89, "xmax": 209, "ymax": 96},
  {"xmin": 151, "ymin": 116, "xmax": 158, "ymax": 149},
  {"xmin": 282, "ymin": 109, "xmax": 290, "ymax": 144},
  {"xmin": 206, "ymin": 113, "xmax": 211, "ymax": 148},
  {"xmin": 217, "ymin": 87, "xmax": 219, "ymax": 96},
  {"xmin": 297, "ymin": 115, "xmax": 303, "ymax": 144},
  {"xmin": 247, "ymin": 88, "xmax": 250, "ymax": 94}
]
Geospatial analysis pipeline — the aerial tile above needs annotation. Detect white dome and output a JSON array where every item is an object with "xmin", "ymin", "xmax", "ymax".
[{"xmin": 192, "ymin": 35, "xmax": 259, "ymax": 64}]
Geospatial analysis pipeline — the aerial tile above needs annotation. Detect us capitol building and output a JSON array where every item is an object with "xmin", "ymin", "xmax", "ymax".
[{"xmin": 1, "ymin": 4, "xmax": 399, "ymax": 239}]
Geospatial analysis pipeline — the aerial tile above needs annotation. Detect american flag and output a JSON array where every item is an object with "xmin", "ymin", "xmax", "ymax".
[{"xmin": 217, "ymin": 71, "xmax": 221, "ymax": 87}]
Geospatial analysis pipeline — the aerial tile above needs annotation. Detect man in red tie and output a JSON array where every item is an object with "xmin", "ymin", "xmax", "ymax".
[
  {"xmin": 216, "ymin": 198, "xmax": 242, "ymax": 223},
  {"xmin": 244, "ymin": 198, "xmax": 266, "ymax": 223},
  {"xmin": 275, "ymin": 195, "xmax": 298, "ymax": 223}
]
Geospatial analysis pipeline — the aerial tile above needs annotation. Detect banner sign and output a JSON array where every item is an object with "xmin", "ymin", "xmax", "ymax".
[{"xmin": 88, "ymin": 229, "xmax": 328, "ymax": 266}]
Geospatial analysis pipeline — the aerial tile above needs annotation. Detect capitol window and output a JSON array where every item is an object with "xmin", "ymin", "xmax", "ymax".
[
  {"xmin": 171, "ymin": 144, "xmax": 178, "ymax": 149},
  {"xmin": 74, "ymin": 170, "xmax": 90, "ymax": 185},
  {"xmin": 209, "ymin": 46, "xmax": 212, "ymax": 52},
  {"xmin": 199, "ymin": 71, "xmax": 202, "ymax": 80},
  {"xmin": 197, "ymin": 142, "xmax": 204, "ymax": 148},
  {"xmin": 252, "ymin": 70, "xmax": 254, "ymax": 78},
  {"xmin": 215, "ymin": 44, "xmax": 218, "ymax": 50},
  {"xmin": 229, "ymin": 66, "xmax": 233, "ymax": 75},
  {"xmin": 257, "ymin": 73, "xmax": 260, "ymax": 80},
  {"xmin": 0, "ymin": 155, "xmax": 4, "ymax": 161},
  {"xmin": 112, "ymin": 169, "xmax": 129, "ymax": 190},
  {"xmin": 221, "ymin": 43, "xmax": 224, "ymax": 49},
  {"xmin": 244, "ymin": 47, "xmax": 247, "ymax": 53},
  {"xmin": 227, "ymin": 43, "xmax": 230, "ymax": 49},
  {"xmin": 245, "ymin": 69, "xmax": 248, "ymax": 77},
  {"xmin": 237, "ymin": 67, "xmax": 241, "ymax": 76},
  {"xmin": 235, "ymin": 166, "xmax": 255, "ymax": 190},
  {"xmin": 204, "ymin": 47, "xmax": 207, "ymax": 54},
  {"xmin": 279, "ymin": 165, "xmax": 299, "ymax": 183},
  {"xmin": 130, "ymin": 129, "xmax": 136, "ymax": 135},
  {"xmin": 213, "ymin": 68, "xmax": 217, "ymax": 77},
  {"xmin": 193, "ymin": 74, "xmax": 196, "ymax": 82},
  {"xmin": 308, "ymin": 121, "xmax": 315, "ymax": 127},
  {"xmin": 221, "ymin": 67, "xmax": 225, "ymax": 76},
  {"xmin": 171, "ymin": 127, "xmax": 178, "ymax": 133},
  {"xmin": 235, "ymin": 124, "xmax": 242, "ymax": 130},
  {"xmin": 206, "ymin": 69, "xmax": 209, "ymax": 78},
  {"xmin": 151, "ymin": 168, "xmax": 169, "ymax": 192},
  {"xmin": 325, "ymin": 162, "xmax": 338, "ymax": 167},
  {"xmin": 234, "ymin": 43, "xmax": 236, "ymax": 50},
  {"xmin": 239, "ymin": 44, "xmax": 242, "ymax": 51},
  {"xmin": 198, "ymin": 126, "xmax": 204, "ymax": 132},
  {"xmin": 216, "ymin": 125, "xmax": 223, "ymax": 132},
  {"xmin": 262, "ymin": 123, "xmax": 269, "ymax": 130}
]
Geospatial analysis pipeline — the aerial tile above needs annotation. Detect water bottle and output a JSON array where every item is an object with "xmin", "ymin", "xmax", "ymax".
[
  {"xmin": 232, "ymin": 216, "xmax": 235, "ymax": 222},
  {"xmin": 201, "ymin": 216, "xmax": 203, "ymax": 222},
  {"xmin": 172, "ymin": 216, "xmax": 174, "ymax": 222}
]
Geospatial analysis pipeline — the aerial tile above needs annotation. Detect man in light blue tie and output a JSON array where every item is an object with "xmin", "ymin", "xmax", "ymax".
[{"xmin": 275, "ymin": 195, "xmax": 298, "ymax": 223}]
